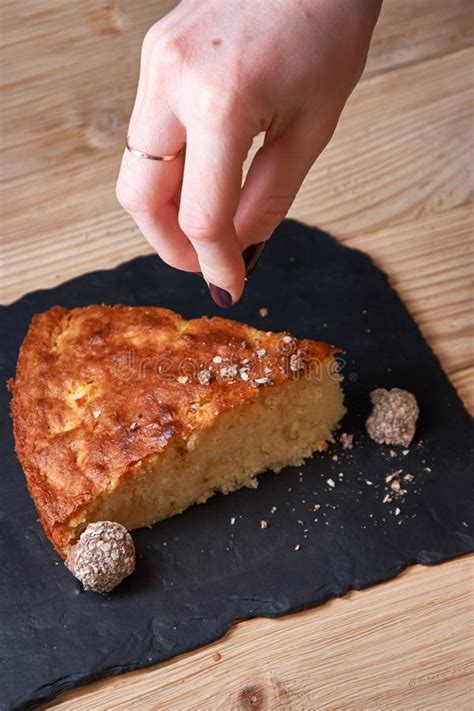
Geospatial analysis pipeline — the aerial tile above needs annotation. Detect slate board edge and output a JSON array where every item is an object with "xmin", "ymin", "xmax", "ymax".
[
  {"xmin": 3, "ymin": 219, "xmax": 473, "ymax": 710},
  {"xmin": 13, "ymin": 550, "xmax": 470, "ymax": 711}
]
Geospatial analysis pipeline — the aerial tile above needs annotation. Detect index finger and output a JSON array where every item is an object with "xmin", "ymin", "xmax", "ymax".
[{"xmin": 178, "ymin": 120, "xmax": 252, "ymax": 307}]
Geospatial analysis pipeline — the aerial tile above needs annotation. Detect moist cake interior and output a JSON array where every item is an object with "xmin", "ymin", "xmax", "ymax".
[{"xmin": 73, "ymin": 371, "xmax": 345, "ymax": 537}]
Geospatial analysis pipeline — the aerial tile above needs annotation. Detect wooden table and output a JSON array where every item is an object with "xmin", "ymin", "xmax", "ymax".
[{"xmin": 2, "ymin": 1, "xmax": 473, "ymax": 708}]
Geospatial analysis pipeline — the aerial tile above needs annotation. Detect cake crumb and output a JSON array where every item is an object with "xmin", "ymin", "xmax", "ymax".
[
  {"xmin": 327, "ymin": 478, "xmax": 336, "ymax": 488},
  {"xmin": 253, "ymin": 377, "xmax": 272, "ymax": 386},
  {"xmin": 386, "ymin": 470, "xmax": 402, "ymax": 483},
  {"xmin": 389, "ymin": 449, "xmax": 397, "ymax": 458},
  {"xmin": 366, "ymin": 388, "xmax": 419, "ymax": 447},
  {"xmin": 259, "ymin": 307, "xmax": 268, "ymax": 317},
  {"xmin": 332, "ymin": 455, "xmax": 339, "ymax": 462},
  {"xmin": 294, "ymin": 544, "xmax": 301, "ymax": 551},
  {"xmin": 220, "ymin": 364, "xmax": 238, "ymax": 379},
  {"xmin": 403, "ymin": 473, "xmax": 415, "ymax": 482},
  {"xmin": 230, "ymin": 517, "xmax": 236, "ymax": 525},
  {"xmin": 260, "ymin": 519, "xmax": 268, "ymax": 529},
  {"xmin": 198, "ymin": 369, "xmax": 211, "ymax": 385},
  {"xmin": 177, "ymin": 375, "xmax": 189, "ymax": 385},
  {"xmin": 271, "ymin": 506, "xmax": 277, "ymax": 514},
  {"xmin": 394, "ymin": 507, "xmax": 401, "ymax": 516},
  {"xmin": 290, "ymin": 353, "xmax": 304, "ymax": 372},
  {"xmin": 340, "ymin": 432, "xmax": 353, "ymax": 450},
  {"xmin": 313, "ymin": 503, "xmax": 321, "ymax": 511}
]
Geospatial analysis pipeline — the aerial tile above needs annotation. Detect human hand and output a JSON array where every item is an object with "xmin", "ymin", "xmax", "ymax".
[{"xmin": 116, "ymin": 0, "xmax": 381, "ymax": 307}]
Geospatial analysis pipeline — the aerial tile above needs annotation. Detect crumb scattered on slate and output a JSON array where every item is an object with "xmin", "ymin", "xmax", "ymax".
[
  {"xmin": 259, "ymin": 307, "xmax": 268, "ymax": 317},
  {"xmin": 66, "ymin": 521, "xmax": 135, "ymax": 593},
  {"xmin": 182, "ymin": 402, "xmax": 432, "ymax": 559},
  {"xmin": 340, "ymin": 432, "xmax": 353, "ymax": 450},
  {"xmin": 366, "ymin": 388, "xmax": 419, "ymax": 447}
]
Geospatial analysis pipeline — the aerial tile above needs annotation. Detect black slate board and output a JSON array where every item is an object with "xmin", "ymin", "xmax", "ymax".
[{"xmin": 1, "ymin": 221, "xmax": 473, "ymax": 710}]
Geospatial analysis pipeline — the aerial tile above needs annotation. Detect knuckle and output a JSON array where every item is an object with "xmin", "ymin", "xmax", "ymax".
[
  {"xmin": 115, "ymin": 181, "xmax": 134, "ymax": 212},
  {"xmin": 197, "ymin": 83, "xmax": 243, "ymax": 125},
  {"xmin": 178, "ymin": 210, "xmax": 222, "ymax": 244},
  {"xmin": 115, "ymin": 181, "xmax": 153, "ymax": 219},
  {"xmin": 147, "ymin": 30, "xmax": 187, "ymax": 70},
  {"xmin": 142, "ymin": 24, "xmax": 160, "ymax": 54},
  {"xmin": 158, "ymin": 251, "xmax": 185, "ymax": 271},
  {"xmin": 259, "ymin": 194, "xmax": 293, "ymax": 224}
]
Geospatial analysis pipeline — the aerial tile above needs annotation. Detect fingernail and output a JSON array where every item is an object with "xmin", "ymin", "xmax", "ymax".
[
  {"xmin": 242, "ymin": 241, "xmax": 265, "ymax": 277},
  {"xmin": 208, "ymin": 283, "xmax": 233, "ymax": 308}
]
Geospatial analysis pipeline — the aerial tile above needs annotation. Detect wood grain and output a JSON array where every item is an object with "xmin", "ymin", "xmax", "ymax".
[
  {"xmin": 364, "ymin": 0, "xmax": 474, "ymax": 78},
  {"xmin": 48, "ymin": 556, "xmax": 474, "ymax": 710},
  {"xmin": 2, "ymin": 0, "xmax": 473, "ymax": 708},
  {"xmin": 348, "ymin": 206, "xmax": 474, "ymax": 395}
]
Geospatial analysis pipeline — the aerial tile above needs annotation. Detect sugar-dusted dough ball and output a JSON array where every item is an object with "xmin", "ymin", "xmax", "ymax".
[{"xmin": 66, "ymin": 521, "xmax": 135, "ymax": 593}]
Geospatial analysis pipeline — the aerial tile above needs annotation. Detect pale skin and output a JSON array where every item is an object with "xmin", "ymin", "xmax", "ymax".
[{"xmin": 116, "ymin": 0, "xmax": 382, "ymax": 307}]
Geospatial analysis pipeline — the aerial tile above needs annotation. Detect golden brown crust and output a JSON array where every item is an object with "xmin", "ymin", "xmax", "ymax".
[{"xmin": 11, "ymin": 305, "xmax": 338, "ymax": 556}]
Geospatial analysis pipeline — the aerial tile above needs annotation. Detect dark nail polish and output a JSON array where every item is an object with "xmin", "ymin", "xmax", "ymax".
[
  {"xmin": 242, "ymin": 241, "xmax": 265, "ymax": 277},
  {"xmin": 208, "ymin": 283, "xmax": 232, "ymax": 308}
]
